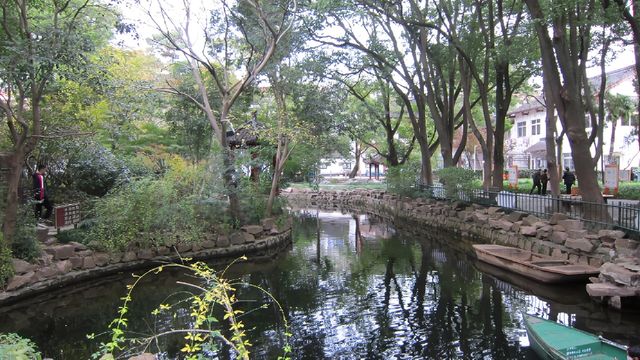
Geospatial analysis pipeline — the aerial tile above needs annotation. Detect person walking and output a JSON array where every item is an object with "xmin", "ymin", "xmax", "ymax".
[
  {"xmin": 540, "ymin": 169, "xmax": 549, "ymax": 195},
  {"xmin": 33, "ymin": 164, "xmax": 53, "ymax": 221},
  {"xmin": 530, "ymin": 169, "xmax": 542, "ymax": 195},
  {"xmin": 562, "ymin": 167, "xmax": 576, "ymax": 195}
]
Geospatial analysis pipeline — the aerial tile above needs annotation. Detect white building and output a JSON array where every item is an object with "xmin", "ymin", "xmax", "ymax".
[
  {"xmin": 319, "ymin": 151, "xmax": 386, "ymax": 178},
  {"xmin": 506, "ymin": 65, "xmax": 639, "ymax": 175}
]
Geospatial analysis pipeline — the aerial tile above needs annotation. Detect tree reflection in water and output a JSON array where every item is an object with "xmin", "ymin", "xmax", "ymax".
[{"xmin": 0, "ymin": 208, "xmax": 639, "ymax": 359}]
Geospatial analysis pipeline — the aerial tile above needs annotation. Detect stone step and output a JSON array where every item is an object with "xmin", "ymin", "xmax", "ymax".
[{"xmin": 586, "ymin": 283, "xmax": 639, "ymax": 297}]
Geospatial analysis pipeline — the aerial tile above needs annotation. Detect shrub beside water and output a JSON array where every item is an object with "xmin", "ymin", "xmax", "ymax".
[
  {"xmin": 11, "ymin": 205, "xmax": 40, "ymax": 261},
  {"xmin": 87, "ymin": 157, "xmax": 223, "ymax": 252},
  {"xmin": 0, "ymin": 233, "xmax": 13, "ymax": 289},
  {"xmin": 0, "ymin": 333, "xmax": 42, "ymax": 360},
  {"xmin": 386, "ymin": 162, "xmax": 421, "ymax": 197},
  {"xmin": 436, "ymin": 167, "xmax": 478, "ymax": 200}
]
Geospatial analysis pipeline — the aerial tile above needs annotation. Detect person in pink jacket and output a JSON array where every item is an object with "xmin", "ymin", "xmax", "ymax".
[{"xmin": 32, "ymin": 164, "xmax": 52, "ymax": 221}]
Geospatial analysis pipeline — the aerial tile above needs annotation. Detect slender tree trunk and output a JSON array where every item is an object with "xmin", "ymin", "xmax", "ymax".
[
  {"xmin": 633, "ymin": 1, "xmax": 640, "ymax": 150},
  {"xmin": 492, "ymin": 65, "xmax": 508, "ymax": 191},
  {"xmin": 544, "ymin": 80, "xmax": 561, "ymax": 196},
  {"xmin": 556, "ymin": 133, "xmax": 564, "ymax": 180},
  {"xmin": 608, "ymin": 116, "xmax": 617, "ymax": 164},
  {"xmin": 349, "ymin": 141, "xmax": 361, "ymax": 178},
  {"xmin": 250, "ymin": 152, "xmax": 260, "ymax": 183},
  {"xmin": 266, "ymin": 158, "xmax": 283, "ymax": 217}
]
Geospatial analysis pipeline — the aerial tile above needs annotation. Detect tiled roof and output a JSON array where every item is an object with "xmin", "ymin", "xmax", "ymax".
[
  {"xmin": 588, "ymin": 64, "xmax": 635, "ymax": 90},
  {"xmin": 508, "ymin": 100, "xmax": 546, "ymax": 116},
  {"xmin": 508, "ymin": 65, "xmax": 636, "ymax": 116}
]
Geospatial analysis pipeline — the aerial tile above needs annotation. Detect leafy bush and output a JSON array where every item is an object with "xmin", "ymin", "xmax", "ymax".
[
  {"xmin": 517, "ymin": 168, "xmax": 537, "ymax": 179},
  {"xmin": 436, "ymin": 167, "xmax": 478, "ymax": 200},
  {"xmin": 87, "ymin": 157, "xmax": 224, "ymax": 251},
  {"xmin": 617, "ymin": 182, "xmax": 640, "ymax": 200},
  {"xmin": 386, "ymin": 161, "xmax": 421, "ymax": 197},
  {"xmin": 11, "ymin": 205, "xmax": 40, "ymax": 261},
  {"xmin": 43, "ymin": 138, "xmax": 129, "ymax": 198},
  {"xmin": 55, "ymin": 227, "xmax": 89, "ymax": 244},
  {"xmin": 0, "ymin": 333, "xmax": 42, "ymax": 360},
  {"xmin": 0, "ymin": 233, "xmax": 13, "ymax": 289}
]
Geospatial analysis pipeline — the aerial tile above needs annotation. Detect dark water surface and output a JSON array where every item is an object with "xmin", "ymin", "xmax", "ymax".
[{"xmin": 1, "ymin": 209, "xmax": 640, "ymax": 359}]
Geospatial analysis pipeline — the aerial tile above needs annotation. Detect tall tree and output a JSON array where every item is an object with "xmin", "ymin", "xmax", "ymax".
[
  {"xmin": 605, "ymin": 92, "xmax": 635, "ymax": 163},
  {"xmin": 310, "ymin": 2, "xmax": 439, "ymax": 184},
  {"xmin": 338, "ymin": 73, "xmax": 416, "ymax": 168},
  {"xmin": 0, "ymin": 0, "xmax": 116, "ymax": 242},
  {"xmin": 601, "ymin": 0, "xmax": 640, "ymax": 146},
  {"xmin": 148, "ymin": 0, "xmax": 296, "ymax": 222},
  {"xmin": 524, "ymin": 0, "xmax": 606, "ymax": 207}
]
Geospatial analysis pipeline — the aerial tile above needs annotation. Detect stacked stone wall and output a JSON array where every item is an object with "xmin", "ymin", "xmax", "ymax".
[{"xmin": 0, "ymin": 220, "xmax": 292, "ymax": 305}]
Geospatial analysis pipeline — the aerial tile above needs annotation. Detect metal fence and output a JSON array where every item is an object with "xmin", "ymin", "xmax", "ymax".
[{"xmin": 418, "ymin": 184, "xmax": 640, "ymax": 235}]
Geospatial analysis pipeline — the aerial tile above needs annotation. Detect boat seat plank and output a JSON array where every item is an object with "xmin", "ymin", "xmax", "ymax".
[{"xmin": 529, "ymin": 319, "xmax": 599, "ymax": 350}]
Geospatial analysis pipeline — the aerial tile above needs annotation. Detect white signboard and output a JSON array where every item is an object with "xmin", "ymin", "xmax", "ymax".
[
  {"xmin": 508, "ymin": 166, "xmax": 518, "ymax": 188},
  {"xmin": 604, "ymin": 164, "xmax": 619, "ymax": 194}
]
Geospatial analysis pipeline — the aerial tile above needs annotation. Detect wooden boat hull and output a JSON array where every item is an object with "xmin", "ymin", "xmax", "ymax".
[
  {"xmin": 473, "ymin": 260, "xmax": 589, "ymax": 305},
  {"xmin": 473, "ymin": 244, "xmax": 599, "ymax": 284},
  {"xmin": 524, "ymin": 314, "xmax": 627, "ymax": 360}
]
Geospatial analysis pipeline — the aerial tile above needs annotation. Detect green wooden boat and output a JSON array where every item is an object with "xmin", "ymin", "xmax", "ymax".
[{"xmin": 524, "ymin": 314, "xmax": 627, "ymax": 360}]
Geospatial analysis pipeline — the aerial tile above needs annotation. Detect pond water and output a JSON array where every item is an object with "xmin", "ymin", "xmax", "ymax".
[{"xmin": 1, "ymin": 208, "xmax": 640, "ymax": 359}]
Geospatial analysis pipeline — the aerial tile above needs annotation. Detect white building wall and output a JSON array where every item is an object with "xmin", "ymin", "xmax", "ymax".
[{"xmin": 507, "ymin": 73, "xmax": 640, "ymax": 172}]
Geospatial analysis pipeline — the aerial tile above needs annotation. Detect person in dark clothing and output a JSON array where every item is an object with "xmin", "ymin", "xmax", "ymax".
[
  {"xmin": 562, "ymin": 167, "xmax": 576, "ymax": 195},
  {"xmin": 33, "ymin": 164, "xmax": 52, "ymax": 221},
  {"xmin": 540, "ymin": 169, "xmax": 549, "ymax": 195},
  {"xmin": 530, "ymin": 169, "xmax": 542, "ymax": 195}
]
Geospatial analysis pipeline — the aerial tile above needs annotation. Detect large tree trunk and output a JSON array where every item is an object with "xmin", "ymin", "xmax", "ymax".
[
  {"xmin": 440, "ymin": 144, "xmax": 454, "ymax": 168},
  {"xmin": 218, "ymin": 112, "xmax": 242, "ymax": 222},
  {"xmin": 2, "ymin": 151, "xmax": 24, "ymax": 244},
  {"xmin": 221, "ymin": 147, "xmax": 242, "ymax": 222},
  {"xmin": 386, "ymin": 131, "xmax": 400, "ymax": 167},
  {"xmin": 419, "ymin": 142, "xmax": 433, "ymax": 185}
]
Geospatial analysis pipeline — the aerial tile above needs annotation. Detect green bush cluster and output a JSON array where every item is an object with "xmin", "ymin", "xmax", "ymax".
[
  {"xmin": 87, "ymin": 158, "xmax": 223, "ymax": 251},
  {"xmin": 436, "ymin": 167, "xmax": 478, "ymax": 200},
  {"xmin": 386, "ymin": 161, "xmax": 421, "ymax": 197},
  {"xmin": 617, "ymin": 182, "xmax": 640, "ymax": 200},
  {"xmin": 11, "ymin": 205, "xmax": 40, "ymax": 261},
  {"xmin": 0, "ymin": 333, "xmax": 42, "ymax": 360},
  {"xmin": 0, "ymin": 233, "xmax": 13, "ymax": 289}
]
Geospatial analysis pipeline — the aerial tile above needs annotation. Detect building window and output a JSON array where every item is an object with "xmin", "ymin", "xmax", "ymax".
[
  {"xmin": 563, "ymin": 153, "xmax": 574, "ymax": 171},
  {"xmin": 531, "ymin": 119, "xmax": 541, "ymax": 135},
  {"xmin": 517, "ymin": 121, "xmax": 526, "ymax": 137},
  {"xmin": 342, "ymin": 161, "xmax": 352, "ymax": 170},
  {"xmin": 620, "ymin": 113, "xmax": 630, "ymax": 126}
]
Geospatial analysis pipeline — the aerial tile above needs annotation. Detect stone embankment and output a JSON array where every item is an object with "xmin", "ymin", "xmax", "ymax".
[
  {"xmin": 285, "ymin": 189, "xmax": 640, "ymax": 309},
  {"xmin": 0, "ymin": 218, "xmax": 292, "ymax": 305}
]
